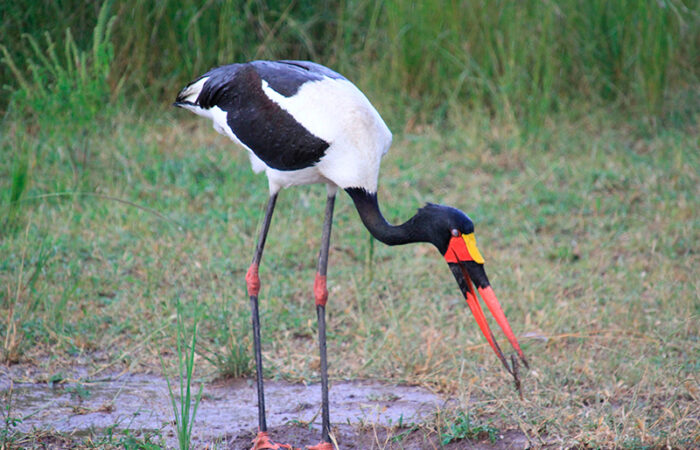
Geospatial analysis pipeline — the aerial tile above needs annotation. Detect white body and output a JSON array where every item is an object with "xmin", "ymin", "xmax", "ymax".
[{"xmin": 179, "ymin": 76, "xmax": 392, "ymax": 194}]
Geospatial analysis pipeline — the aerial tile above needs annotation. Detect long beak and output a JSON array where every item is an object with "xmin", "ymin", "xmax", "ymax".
[{"xmin": 445, "ymin": 235, "xmax": 529, "ymax": 373}]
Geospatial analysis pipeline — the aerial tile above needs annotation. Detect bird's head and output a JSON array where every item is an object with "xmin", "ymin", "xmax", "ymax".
[{"xmin": 415, "ymin": 204, "xmax": 529, "ymax": 374}]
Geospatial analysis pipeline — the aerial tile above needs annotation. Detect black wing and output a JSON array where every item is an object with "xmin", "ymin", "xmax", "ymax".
[{"xmin": 183, "ymin": 61, "xmax": 346, "ymax": 171}]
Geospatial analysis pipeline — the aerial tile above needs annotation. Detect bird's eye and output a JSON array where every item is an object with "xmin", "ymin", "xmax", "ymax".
[{"xmin": 451, "ymin": 228, "xmax": 460, "ymax": 237}]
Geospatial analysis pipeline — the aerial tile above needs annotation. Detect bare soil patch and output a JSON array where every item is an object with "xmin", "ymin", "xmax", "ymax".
[
  {"xmin": 1, "ymin": 367, "xmax": 531, "ymax": 448},
  {"xmin": 226, "ymin": 423, "xmax": 530, "ymax": 449}
]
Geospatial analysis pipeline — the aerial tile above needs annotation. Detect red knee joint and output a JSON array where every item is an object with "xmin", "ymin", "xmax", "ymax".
[
  {"xmin": 314, "ymin": 273, "xmax": 328, "ymax": 307},
  {"xmin": 246, "ymin": 263, "xmax": 260, "ymax": 296}
]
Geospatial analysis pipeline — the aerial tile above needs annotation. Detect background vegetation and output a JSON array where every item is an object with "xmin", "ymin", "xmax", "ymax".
[
  {"xmin": 1, "ymin": 0, "xmax": 698, "ymax": 447},
  {"xmin": 2, "ymin": 0, "xmax": 698, "ymax": 124}
]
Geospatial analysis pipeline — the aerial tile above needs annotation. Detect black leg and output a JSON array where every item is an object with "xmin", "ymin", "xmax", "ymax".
[
  {"xmin": 313, "ymin": 194, "xmax": 336, "ymax": 445},
  {"xmin": 246, "ymin": 193, "xmax": 278, "ymax": 433}
]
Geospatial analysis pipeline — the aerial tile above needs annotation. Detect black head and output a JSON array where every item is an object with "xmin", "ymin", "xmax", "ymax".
[{"xmin": 412, "ymin": 203, "xmax": 475, "ymax": 254}]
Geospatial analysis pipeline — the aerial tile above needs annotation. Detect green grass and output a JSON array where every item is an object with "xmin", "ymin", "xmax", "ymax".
[
  {"xmin": 0, "ymin": 1, "xmax": 698, "ymax": 447},
  {"xmin": 440, "ymin": 411, "xmax": 498, "ymax": 445},
  {"xmin": 1, "ymin": 108, "xmax": 697, "ymax": 446}
]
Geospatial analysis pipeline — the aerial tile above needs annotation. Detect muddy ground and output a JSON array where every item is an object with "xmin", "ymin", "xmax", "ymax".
[{"xmin": 1, "ymin": 365, "xmax": 530, "ymax": 449}]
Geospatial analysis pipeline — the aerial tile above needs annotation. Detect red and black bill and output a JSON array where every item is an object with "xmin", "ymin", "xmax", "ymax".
[{"xmin": 444, "ymin": 233, "xmax": 529, "ymax": 376}]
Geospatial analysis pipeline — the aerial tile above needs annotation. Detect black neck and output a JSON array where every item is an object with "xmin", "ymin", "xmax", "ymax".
[{"xmin": 345, "ymin": 188, "xmax": 430, "ymax": 247}]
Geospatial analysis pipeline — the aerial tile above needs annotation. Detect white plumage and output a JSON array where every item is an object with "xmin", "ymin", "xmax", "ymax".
[{"xmin": 178, "ymin": 69, "xmax": 391, "ymax": 194}]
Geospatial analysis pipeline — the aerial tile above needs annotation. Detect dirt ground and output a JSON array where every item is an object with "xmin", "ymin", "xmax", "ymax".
[
  {"xmin": 226, "ymin": 423, "xmax": 530, "ymax": 449},
  {"xmin": 0, "ymin": 364, "xmax": 532, "ymax": 449}
]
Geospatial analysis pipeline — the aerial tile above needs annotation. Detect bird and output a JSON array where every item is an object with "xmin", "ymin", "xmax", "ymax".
[{"xmin": 174, "ymin": 60, "xmax": 528, "ymax": 450}]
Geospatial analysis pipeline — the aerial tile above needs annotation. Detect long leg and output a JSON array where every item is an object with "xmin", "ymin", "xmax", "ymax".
[
  {"xmin": 310, "ymin": 194, "xmax": 336, "ymax": 449},
  {"xmin": 248, "ymin": 194, "xmax": 295, "ymax": 450}
]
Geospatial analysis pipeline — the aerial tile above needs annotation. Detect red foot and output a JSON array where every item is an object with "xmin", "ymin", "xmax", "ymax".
[
  {"xmin": 307, "ymin": 442, "xmax": 334, "ymax": 450},
  {"xmin": 246, "ymin": 263, "xmax": 260, "ymax": 296},
  {"xmin": 251, "ymin": 431, "xmax": 299, "ymax": 450},
  {"xmin": 314, "ymin": 273, "xmax": 328, "ymax": 307}
]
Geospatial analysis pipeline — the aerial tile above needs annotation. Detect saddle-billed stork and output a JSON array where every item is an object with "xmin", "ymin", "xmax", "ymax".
[{"xmin": 175, "ymin": 60, "xmax": 528, "ymax": 450}]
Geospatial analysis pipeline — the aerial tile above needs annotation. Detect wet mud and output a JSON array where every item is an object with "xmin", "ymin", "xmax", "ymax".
[
  {"xmin": 1, "ymin": 371, "xmax": 434, "ymax": 448},
  {"xmin": 1, "ymin": 368, "xmax": 530, "ymax": 448}
]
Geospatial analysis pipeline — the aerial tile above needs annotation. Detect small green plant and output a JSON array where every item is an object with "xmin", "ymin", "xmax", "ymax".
[
  {"xmin": 197, "ymin": 305, "xmax": 252, "ymax": 379},
  {"xmin": 65, "ymin": 383, "xmax": 91, "ymax": 401},
  {"xmin": 198, "ymin": 328, "xmax": 252, "ymax": 379},
  {"xmin": 118, "ymin": 430, "xmax": 164, "ymax": 450},
  {"xmin": 162, "ymin": 301, "xmax": 203, "ymax": 450},
  {"xmin": 389, "ymin": 419, "xmax": 420, "ymax": 443},
  {"xmin": 441, "ymin": 411, "xmax": 499, "ymax": 445},
  {"xmin": 0, "ymin": 382, "xmax": 22, "ymax": 449},
  {"xmin": 92, "ymin": 423, "xmax": 164, "ymax": 449}
]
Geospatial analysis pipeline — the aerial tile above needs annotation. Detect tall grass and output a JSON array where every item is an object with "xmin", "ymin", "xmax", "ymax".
[
  {"xmin": 1, "ymin": 1, "xmax": 121, "ymax": 233},
  {"xmin": 1, "ymin": 0, "xmax": 697, "ymax": 123},
  {"xmin": 1, "ymin": 1, "xmax": 118, "ymax": 129}
]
